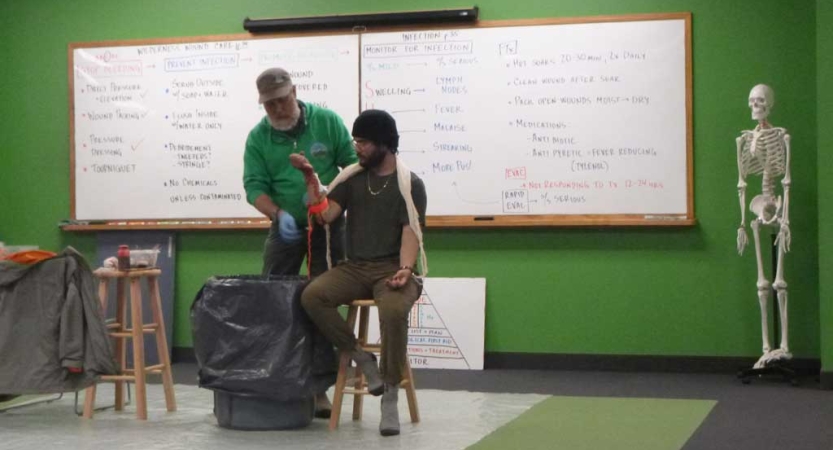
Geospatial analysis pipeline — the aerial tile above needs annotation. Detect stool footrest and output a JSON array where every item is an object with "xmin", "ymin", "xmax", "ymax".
[
  {"xmin": 360, "ymin": 345, "xmax": 381, "ymax": 352},
  {"xmin": 129, "ymin": 324, "xmax": 159, "ymax": 332},
  {"xmin": 122, "ymin": 364, "xmax": 167, "ymax": 375},
  {"xmin": 143, "ymin": 364, "xmax": 165, "ymax": 373},
  {"xmin": 342, "ymin": 388, "xmax": 373, "ymax": 395},
  {"xmin": 109, "ymin": 325, "xmax": 158, "ymax": 337},
  {"xmin": 100, "ymin": 375, "xmax": 136, "ymax": 381}
]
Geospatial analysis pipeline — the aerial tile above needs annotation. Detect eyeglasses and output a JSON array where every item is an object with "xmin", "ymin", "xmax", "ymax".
[{"xmin": 352, "ymin": 138, "xmax": 373, "ymax": 148}]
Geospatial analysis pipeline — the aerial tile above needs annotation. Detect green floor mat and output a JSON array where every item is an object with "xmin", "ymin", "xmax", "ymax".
[{"xmin": 468, "ymin": 396, "xmax": 716, "ymax": 450}]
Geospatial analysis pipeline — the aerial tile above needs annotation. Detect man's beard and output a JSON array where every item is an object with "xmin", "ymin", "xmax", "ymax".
[
  {"xmin": 359, "ymin": 146, "xmax": 387, "ymax": 169},
  {"xmin": 268, "ymin": 101, "xmax": 301, "ymax": 131}
]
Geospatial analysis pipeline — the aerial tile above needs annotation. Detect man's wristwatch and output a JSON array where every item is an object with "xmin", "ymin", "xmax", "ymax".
[{"xmin": 399, "ymin": 266, "xmax": 413, "ymax": 272}]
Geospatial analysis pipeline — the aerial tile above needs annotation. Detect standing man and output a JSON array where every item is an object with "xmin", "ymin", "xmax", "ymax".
[
  {"xmin": 243, "ymin": 67, "xmax": 357, "ymax": 277},
  {"xmin": 289, "ymin": 109, "xmax": 428, "ymax": 436},
  {"xmin": 243, "ymin": 67, "xmax": 357, "ymax": 417}
]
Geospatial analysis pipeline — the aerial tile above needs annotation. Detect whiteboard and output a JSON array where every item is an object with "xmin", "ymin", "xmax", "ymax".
[
  {"xmin": 367, "ymin": 278, "xmax": 486, "ymax": 370},
  {"xmin": 67, "ymin": 14, "xmax": 693, "ymax": 228},
  {"xmin": 71, "ymin": 34, "xmax": 359, "ymax": 221},
  {"xmin": 360, "ymin": 18, "xmax": 691, "ymax": 225}
]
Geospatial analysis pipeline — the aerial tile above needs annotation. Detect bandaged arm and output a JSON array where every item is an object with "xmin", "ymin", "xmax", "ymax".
[{"xmin": 289, "ymin": 153, "xmax": 342, "ymax": 224}]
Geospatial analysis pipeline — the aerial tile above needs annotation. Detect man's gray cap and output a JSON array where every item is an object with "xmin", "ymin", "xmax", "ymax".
[{"xmin": 256, "ymin": 68, "xmax": 293, "ymax": 104}]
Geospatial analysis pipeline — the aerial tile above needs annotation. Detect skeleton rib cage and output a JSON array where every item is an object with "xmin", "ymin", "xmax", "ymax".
[{"xmin": 740, "ymin": 127, "xmax": 788, "ymax": 197}]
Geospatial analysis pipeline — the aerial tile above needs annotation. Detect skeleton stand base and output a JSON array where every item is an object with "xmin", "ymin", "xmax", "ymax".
[{"xmin": 737, "ymin": 360, "xmax": 799, "ymax": 386}]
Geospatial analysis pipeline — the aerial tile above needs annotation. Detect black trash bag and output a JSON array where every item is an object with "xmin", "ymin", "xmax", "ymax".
[{"xmin": 191, "ymin": 275, "xmax": 337, "ymax": 400}]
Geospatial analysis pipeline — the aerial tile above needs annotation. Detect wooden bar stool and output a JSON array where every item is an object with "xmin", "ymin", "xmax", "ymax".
[
  {"xmin": 329, "ymin": 299, "xmax": 419, "ymax": 430},
  {"xmin": 82, "ymin": 268, "xmax": 176, "ymax": 420}
]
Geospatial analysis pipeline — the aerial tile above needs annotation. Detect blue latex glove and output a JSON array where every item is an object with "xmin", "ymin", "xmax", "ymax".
[{"xmin": 276, "ymin": 210, "xmax": 304, "ymax": 243}]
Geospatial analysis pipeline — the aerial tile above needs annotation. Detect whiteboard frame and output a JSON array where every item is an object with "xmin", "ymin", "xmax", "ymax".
[{"xmin": 65, "ymin": 12, "xmax": 693, "ymax": 230}]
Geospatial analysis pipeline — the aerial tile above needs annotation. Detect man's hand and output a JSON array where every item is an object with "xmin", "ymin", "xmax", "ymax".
[{"xmin": 386, "ymin": 268, "xmax": 412, "ymax": 289}]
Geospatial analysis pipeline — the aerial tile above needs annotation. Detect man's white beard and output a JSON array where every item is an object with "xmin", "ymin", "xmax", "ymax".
[{"xmin": 268, "ymin": 102, "xmax": 301, "ymax": 131}]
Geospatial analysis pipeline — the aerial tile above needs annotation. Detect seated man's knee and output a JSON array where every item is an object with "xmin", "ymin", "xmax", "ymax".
[
  {"xmin": 378, "ymin": 301, "xmax": 410, "ymax": 323},
  {"xmin": 301, "ymin": 282, "xmax": 324, "ymax": 312}
]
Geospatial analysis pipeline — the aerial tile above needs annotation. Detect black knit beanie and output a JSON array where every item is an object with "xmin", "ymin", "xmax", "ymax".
[{"xmin": 352, "ymin": 109, "xmax": 399, "ymax": 153}]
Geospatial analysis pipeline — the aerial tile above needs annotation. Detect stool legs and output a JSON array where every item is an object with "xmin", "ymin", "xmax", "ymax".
[
  {"xmin": 404, "ymin": 358, "xmax": 420, "ymax": 423},
  {"xmin": 82, "ymin": 382, "xmax": 97, "ymax": 419},
  {"xmin": 329, "ymin": 306, "xmax": 359, "ymax": 431},
  {"xmin": 353, "ymin": 305, "xmax": 370, "ymax": 421},
  {"xmin": 329, "ymin": 301, "xmax": 420, "ymax": 430},
  {"xmin": 82, "ymin": 270, "xmax": 176, "ymax": 420},
  {"xmin": 114, "ymin": 279, "xmax": 127, "ymax": 410},
  {"xmin": 149, "ymin": 276, "xmax": 176, "ymax": 412},
  {"xmin": 129, "ymin": 278, "xmax": 148, "ymax": 420}
]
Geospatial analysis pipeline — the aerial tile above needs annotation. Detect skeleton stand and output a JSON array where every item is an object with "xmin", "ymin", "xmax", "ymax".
[
  {"xmin": 733, "ymin": 85, "xmax": 797, "ymax": 385},
  {"xmin": 737, "ymin": 235, "xmax": 798, "ymax": 385}
]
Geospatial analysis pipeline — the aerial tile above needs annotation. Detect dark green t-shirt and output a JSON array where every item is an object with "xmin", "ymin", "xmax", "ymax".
[{"xmin": 329, "ymin": 170, "xmax": 426, "ymax": 263}]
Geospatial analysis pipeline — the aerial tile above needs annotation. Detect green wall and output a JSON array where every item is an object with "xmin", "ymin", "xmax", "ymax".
[
  {"xmin": 0, "ymin": 0, "xmax": 825, "ymax": 362},
  {"xmin": 818, "ymin": 0, "xmax": 832, "ymax": 376}
]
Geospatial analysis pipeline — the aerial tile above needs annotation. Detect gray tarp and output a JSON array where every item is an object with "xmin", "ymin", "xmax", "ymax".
[{"xmin": 0, "ymin": 247, "xmax": 118, "ymax": 394}]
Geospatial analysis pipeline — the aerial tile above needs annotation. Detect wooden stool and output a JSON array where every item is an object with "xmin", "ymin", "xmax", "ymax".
[
  {"xmin": 329, "ymin": 299, "xmax": 419, "ymax": 430},
  {"xmin": 82, "ymin": 268, "xmax": 176, "ymax": 420}
]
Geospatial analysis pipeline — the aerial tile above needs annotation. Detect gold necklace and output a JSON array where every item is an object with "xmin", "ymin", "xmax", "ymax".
[{"xmin": 366, "ymin": 171, "xmax": 393, "ymax": 196}]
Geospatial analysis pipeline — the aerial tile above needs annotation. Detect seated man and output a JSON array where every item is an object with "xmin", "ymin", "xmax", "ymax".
[{"xmin": 290, "ymin": 109, "xmax": 428, "ymax": 436}]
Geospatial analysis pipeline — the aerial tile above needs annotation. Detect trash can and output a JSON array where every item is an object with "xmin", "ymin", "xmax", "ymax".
[
  {"xmin": 212, "ymin": 390, "xmax": 315, "ymax": 430},
  {"xmin": 191, "ymin": 275, "xmax": 337, "ymax": 430}
]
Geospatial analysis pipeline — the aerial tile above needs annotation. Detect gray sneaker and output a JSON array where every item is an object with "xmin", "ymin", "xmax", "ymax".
[{"xmin": 351, "ymin": 350, "xmax": 384, "ymax": 396}]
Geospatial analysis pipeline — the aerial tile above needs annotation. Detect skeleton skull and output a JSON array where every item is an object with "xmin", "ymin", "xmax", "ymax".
[{"xmin": 748, "ymin": 84, "xmax": 775, "ymax": 121}]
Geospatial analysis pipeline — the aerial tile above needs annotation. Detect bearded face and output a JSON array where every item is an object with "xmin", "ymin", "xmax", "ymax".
[
  {"xmin": 357, "ymin": 142, "xmax": 387, "ymax": 169},
  {"xmin": 264, "ymin": 90, "xmax": 301, "ymax": 131}
]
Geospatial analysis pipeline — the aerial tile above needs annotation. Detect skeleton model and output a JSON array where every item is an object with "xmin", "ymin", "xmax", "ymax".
[{"xmin": 735, "ymin": 84, "xmax": 792, "ymax": 369}]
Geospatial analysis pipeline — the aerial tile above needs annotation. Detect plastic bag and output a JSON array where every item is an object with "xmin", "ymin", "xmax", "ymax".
[{"xmin": 191, "ymin": 275, "xmax": 337, "ymax": 400}]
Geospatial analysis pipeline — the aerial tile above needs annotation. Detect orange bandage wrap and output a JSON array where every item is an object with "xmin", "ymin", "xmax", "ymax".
[{"xmin": 308, "ymin": 197, "xmax": 329, "ymax": 215}]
